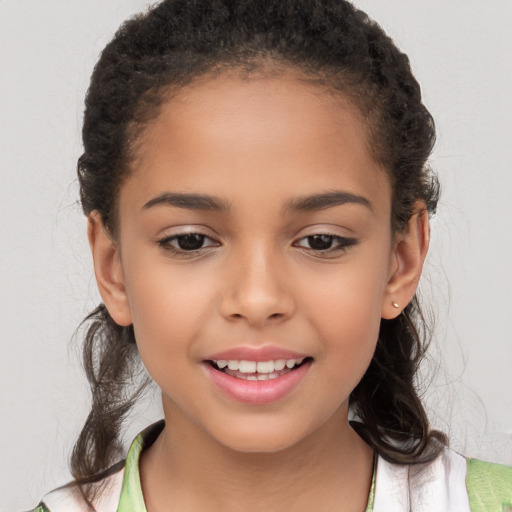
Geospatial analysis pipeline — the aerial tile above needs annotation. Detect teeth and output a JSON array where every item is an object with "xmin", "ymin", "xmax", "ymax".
[
  {"xmin": 227, "ymin": 360, "xmax": 240, "ymax": 371},
  {"xmin": 256, "ymin": 361, "xmax": 275, "ymax": 373},
  {"xmin": 213, "ymin": 358, "xmax": 306, "ymax": 373},
  {"xmin": 274, "ymin": 359, "xmax": 286, "ymax": 371},
  {"xmin": 238, "ymin": 360, "xmax": 257, "ymax": 373}
]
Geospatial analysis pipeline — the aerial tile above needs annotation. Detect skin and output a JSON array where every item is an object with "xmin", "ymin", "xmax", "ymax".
[{"xmin": 89, "ymin": 70, "xmax": 429, "ymax": 512}]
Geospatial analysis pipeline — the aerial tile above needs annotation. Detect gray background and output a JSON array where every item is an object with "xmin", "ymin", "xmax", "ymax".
[{"xmin": 1, "ymin": 1, "xmax": 511, "ymax": 510}]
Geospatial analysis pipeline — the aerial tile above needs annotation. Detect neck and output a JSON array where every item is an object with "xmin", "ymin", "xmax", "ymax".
[{"xmin": 140, "ymin": 404, "xmax": 374, "ymax": 512}]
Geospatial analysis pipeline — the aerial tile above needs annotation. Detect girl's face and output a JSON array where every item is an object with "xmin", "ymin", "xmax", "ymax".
[{"xmin": 94, "ymin": 71, "xmax": 420, "ymax": 453}]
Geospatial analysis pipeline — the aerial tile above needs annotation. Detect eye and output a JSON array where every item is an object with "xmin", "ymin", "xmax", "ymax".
[
  {"xmin": 294, "ymin": 234, "xmax": 357, "ymax": 254},
  {"xmin": 157, "ymin": 232, "xmax": 219, "ymax": 254}
]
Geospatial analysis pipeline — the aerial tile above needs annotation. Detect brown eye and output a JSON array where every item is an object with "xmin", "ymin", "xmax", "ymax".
[
  {"xmin": 294, "ymin": 234, "xmax": 358, "ymax": 254},
  {"xmin": 175, "ymin": 233, "xmax": 207, "ymax": 251},
  {"xmin": 306, "ymin": 235, "xmax": 336, "ymax": 250},
  {"xmin": 157, "ymin": 232, "xmax": 219, "ymax": 255}
]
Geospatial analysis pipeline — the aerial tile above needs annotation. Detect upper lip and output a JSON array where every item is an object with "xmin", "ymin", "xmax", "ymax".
[{"xmin": 204, "ymin": 345, "xmax": 309, "ymax": 362}]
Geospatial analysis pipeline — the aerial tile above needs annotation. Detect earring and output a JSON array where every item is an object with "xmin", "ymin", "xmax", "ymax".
[{"xmin": 392, "ymin": 301, "xmax": 399, "ymax": 309}]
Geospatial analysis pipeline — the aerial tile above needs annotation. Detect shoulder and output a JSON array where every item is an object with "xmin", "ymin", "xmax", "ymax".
[
  {"xmin": 465, "ymin": 457, "xmax": 512, "ymax": 512},
  {"xmin": 374, "ymin": 447, "xmax": 470, "ymax": 511},
  {"xmin": 27, "ymin": 420, "xmax": 164, "ymax": 512},
  {"xmin": 26, "ymin": 505, "xmax": 50, "ymax": 512},
  {"xmin": 373, "ymin": 447, "xmax": 512, "ymax": 512},
  {"xmin": 31, "ymin": 465, "xmax": 124, "ymax": 512}
]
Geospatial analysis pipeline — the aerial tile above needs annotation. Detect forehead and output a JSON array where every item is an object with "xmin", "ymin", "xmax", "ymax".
[{"xmin": 124, "ymin": 71, "xmax": 391, "ymax": 218}]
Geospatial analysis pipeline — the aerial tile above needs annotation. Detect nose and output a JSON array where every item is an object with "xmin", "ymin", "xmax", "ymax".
[{"xmin": 220, "ymin": 244, "xmax": 295, "ymax": 327}]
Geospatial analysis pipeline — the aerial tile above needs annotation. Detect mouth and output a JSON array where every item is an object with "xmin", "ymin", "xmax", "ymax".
[
  {"xmin": 208, "ymin": 357, "xmax": 312, "ymax": 381},
  {"xmin": 203, "ymin": 356, "xmax": 313, "ymax": 404}
]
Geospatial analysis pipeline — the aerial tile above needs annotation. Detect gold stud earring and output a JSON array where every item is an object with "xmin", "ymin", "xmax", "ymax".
[{"xmin": 392, "ymin": 301, "xmax": 399, "ymax": 309}]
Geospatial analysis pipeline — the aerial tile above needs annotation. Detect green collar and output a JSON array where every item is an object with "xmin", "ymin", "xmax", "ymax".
[
  {"xmin": 116, "ymin": 421, "xmax": 164, "ymax": 512},
  {"xmin": 116, "ymin": 420, "xmax": 376, "ymax": 512}
]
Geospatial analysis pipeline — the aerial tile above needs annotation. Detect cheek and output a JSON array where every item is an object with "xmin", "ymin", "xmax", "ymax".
[
  {"xmin": 122, "ymin": 258, "xmax": 217, "ymax": 371},
  {"xmin": 302, "ymin": 251, "xmax": 389, "ymax": 329},
  {"xmin": 299, "ymin": 252, "xmax": 390, "ymax": 385}
]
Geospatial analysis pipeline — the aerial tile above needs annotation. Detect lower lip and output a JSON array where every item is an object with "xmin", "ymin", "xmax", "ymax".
[{"xmin": 203, "ymin": 360, "xmax": 312, "ymax": 405}]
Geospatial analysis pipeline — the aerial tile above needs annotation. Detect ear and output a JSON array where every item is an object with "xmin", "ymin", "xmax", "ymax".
[
  {"xmin": 381, "ymin": 203, "xmax": 430, "ymax": 320},
  {"xmin": 87, "ymin": 211, "xmax": 133, "ymax": 326}
]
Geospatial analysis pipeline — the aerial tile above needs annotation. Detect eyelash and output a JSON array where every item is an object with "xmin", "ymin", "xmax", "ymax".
[
  {"xmin": 157, "ymin": 233, "xmax": 219, "ymax": 256},
  {"xmin": 293, "ymin": 234, "xmax": 358, "ymax": 255},
  {"xmin": 156, "ymin": 232, "xmax": 358, "ymax": 258}
]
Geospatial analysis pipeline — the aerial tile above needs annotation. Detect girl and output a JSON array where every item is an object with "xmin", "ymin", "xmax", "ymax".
[{"xmin": 28, "ymin": 0, "xmax": 511, "ymax": 511}]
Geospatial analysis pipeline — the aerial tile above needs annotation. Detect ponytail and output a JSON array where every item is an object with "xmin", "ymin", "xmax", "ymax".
[
  {"xmin": 350, "ymin": 296, "xmax": 447, "ymax": 464},
  {"xmin": 70, "ymin": 305, "xmax": 150, "ymax": 499}
]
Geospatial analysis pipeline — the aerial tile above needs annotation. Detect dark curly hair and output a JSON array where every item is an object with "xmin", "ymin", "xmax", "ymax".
[{"xmin": 72, "ymin": 0, "xmax": 446, "ymax": 499}]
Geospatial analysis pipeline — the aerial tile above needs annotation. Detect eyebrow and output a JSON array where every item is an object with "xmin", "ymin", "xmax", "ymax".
[
  {"xmin": 142, "ymin": 190, "xmax": 372, "ymax": 214},
  {"xmin": 282, "ymin": 190, "xmax": 373, "ymax": 215},
  {"xmin": 142, "ymin": 192, "xmax": 231, "ymax": 213}
]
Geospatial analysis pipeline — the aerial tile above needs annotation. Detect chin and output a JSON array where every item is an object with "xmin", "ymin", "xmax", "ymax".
[
  {"xmin": 219, "ymin": 433, "xmax": 301, "ymax": 454},
  {"xmin": 208, "ymin": 415, "xmax": 319, "ymax": 455}
]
